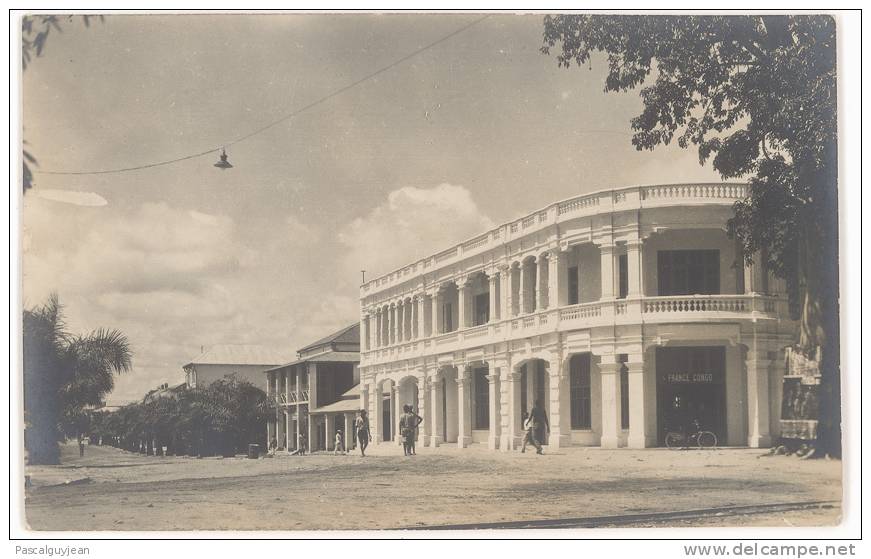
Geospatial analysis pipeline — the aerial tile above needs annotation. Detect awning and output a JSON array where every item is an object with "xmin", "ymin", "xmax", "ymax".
[{"xmin": 310, "ymin": 384, "xmax": 362, "ymax": 415}]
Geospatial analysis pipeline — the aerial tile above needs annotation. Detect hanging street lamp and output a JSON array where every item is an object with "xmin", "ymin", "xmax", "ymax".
[{"xmin": 214, "ymin": 148, "xmax": 233, "ymax": 170}]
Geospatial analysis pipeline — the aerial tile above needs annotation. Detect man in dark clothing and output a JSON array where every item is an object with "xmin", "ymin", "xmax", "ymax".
[{"xmin": 527, "ymin": 400, "xmax": 549, "ymax": 455}]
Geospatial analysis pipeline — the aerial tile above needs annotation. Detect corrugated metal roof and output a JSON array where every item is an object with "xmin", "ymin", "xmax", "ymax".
[
  {"xmin": 264, "ymin": 350, "xmax": 359, "ymax": 373},
  {"xmin": 184, "ymin": 344, "xmax": 292, "ymax": 367},
  {"xmin": 297, "ymin": 323, "xmax": 360, "ymax": 353}
]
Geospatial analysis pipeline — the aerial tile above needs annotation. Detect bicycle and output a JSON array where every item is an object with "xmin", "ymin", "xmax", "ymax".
[{"xmin": 664, "ymin": 419, "xmax": 718, "ymax": 449}]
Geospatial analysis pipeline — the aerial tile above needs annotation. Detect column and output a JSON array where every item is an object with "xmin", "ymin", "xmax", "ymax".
[
  {"xmin": 285, "ymin": 410, "xmax": 293, "ymax": 449},
  {"xmin": 626, "ymin": 356, "xmax": 653, "ymax": 448},
  {"xmin": 500, "ymin": 267, "xmax": 512, "ymax": 319},
  {"xmin": 600, "ymin": 244, "xmax": 616, "ymax": 300},
  {"xmin": 417, "ymin": 295, "xmax": 427, "ymax": 339},
  {"xmin": 392, "ymin": 385, "xmax": 401, "ymax": 444},
  {"xmin": 324, "ymin": 414, "xmax": 334, "ymax": 450},
  {"xmin": 486, "ymin": 371, "xmax": 500, "ymax": 450},
  {"xmin": 599, "ymin": 356, "xmax": 622, "ymax": 448},
  {"xmin": 361, "ymin": 315, "xmax": 369, "ymax": 351},
  {"xmin": 432, "ymin": 290, "xmax": 441, "ymax": 335},
  {"xmin": 458, "ymin": 280, "xmax": 467, "ymax": 329},
  {"xmin": 457, "ymin": 366, "xmax": 472, "ymax": 448},
  {"xmin": 374, "ymin": 310, "xmax": 380, "ymax": 347},
  {"xmin": 306, "ymin": 410, "xmax": 314, "ymax": 452},
  {"xmin": 499, "ymin": 367, "xmax": 523, "ymax": 451},
  {"xmin": 360, "ymin": 383, "xmax": 369, "ymax": 433},
  {"xmin": 386, "ymin": 305, "xmax": 393, "ymax": 345},
  {"xmin": 548, "ymin": 360, "xmax": 571, "ymax": 447},
  {"xmin": 295, "ymin": 407, "xmax": 301, "ymax": 450},
  {"xmin": 399, "ymin": 302, "xmax": 406, "ymax": 343},
  {"xmin": 429, "ymin": 375, "xmax": 444, "ymax": 446},
  {"xmin": 536, "ymin": 255, "xmax": 548, "ymax": 311},
  {"xmin": 410, "ymin": 298, "xmax": 417, "ymax": 339},
  {"xmin": 627, "ymin": 239, "xmax": 644, "ymax": 297},
  {"xmin": 488, "ymin": 273, "xmax": 499, "ymax": 322},
  {"xmin": 343, "ymin": 414, "xmax": 352, "ymax": 451},
  {"xmin": 372, "ymin": 381, "xmax": 383, "ymax": 443},
  {"xmin": 746, "ymin": 349, "xmax": 772, "ymax": 447},
  {"xmin": 276, "ymin": 406, "xmax": 286, "ymax": 449},
  {"xmin": 548, "ymin": 249, "xmax": 566, "ymax": 308},
  {"xmin": 306, "ymin": 364, "xmax": 318, "ymax": 450},
  {"xmin": 417, "ymin": 377, "xmax": 429, "ymax": 447},
  {"xmin": 518, "ymin": 260, "xmax": 527, "ymax": 314}
]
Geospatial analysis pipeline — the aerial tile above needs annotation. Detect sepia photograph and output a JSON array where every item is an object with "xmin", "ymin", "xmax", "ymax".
[{"xmin": 9, "ymin": 7, "xmax": 861, "ymax": 545}]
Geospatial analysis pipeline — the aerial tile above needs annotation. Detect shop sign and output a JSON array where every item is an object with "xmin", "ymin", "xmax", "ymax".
[{"xmin": 664, "ymin": 372, "xmax": 714, "ymax": 383}]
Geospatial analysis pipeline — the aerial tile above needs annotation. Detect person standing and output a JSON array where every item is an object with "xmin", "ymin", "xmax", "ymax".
[
  {"xmin": 527, "ymin": 400, "xmax": 549, "ymax": 455},
  {"xmin": 333, "ymin": 430, "xmax": 344, "ymax": 455},
  {"xmin": 408, "ymin": 406, "xmax": 424, "ymax": 455},
  {"xmin": 520, "ymin": 410, "xmax": 534, "ymax": 453},
  {"xmin": 77, "ymin": 435, "xmax": 85, "ymax": 458},
  {"xmin": 398, "ymin": 405, "xmax": 417, "ymax": 456},
  {"xmin": 297, "ymin": 431, "xmax": 307, "ymax": 456},
  {"xmin": 355, "ymin": 409, "xmax": 370, "ymax": 457}
]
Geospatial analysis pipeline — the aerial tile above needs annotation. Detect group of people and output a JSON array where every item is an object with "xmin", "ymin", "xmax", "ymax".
[
  {"xmin": 350, "ymin": 405, "xmax": 422, "ymax": 457},
  {"xmin": 267, "ymin": 399, "xmax": 551, "ymax": 457}
]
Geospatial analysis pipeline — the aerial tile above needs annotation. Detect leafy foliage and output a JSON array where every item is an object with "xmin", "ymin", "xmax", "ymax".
[
  {"xmin": 23, "ymin": 294, "xmax": 132, "ymax": 464},
  {"xmin": 90, "ymin": 376, "xmax": 270, "ymax": 458},
  {"xmin": 542, "ymin": 15, "xmax": 840, "ymax": 456}
]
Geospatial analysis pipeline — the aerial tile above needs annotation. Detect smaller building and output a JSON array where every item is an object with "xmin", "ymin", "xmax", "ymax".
[
  {"xmin": 265, "ymin": 324, "xmax": 360, "ymax": 452},
  {"xmin": 142, "ymin": 382, "xmax": 187, "ymax": 402},
  {"xmin": 183, "ymin": 344, "xmax": 292, "ymax": 389}
]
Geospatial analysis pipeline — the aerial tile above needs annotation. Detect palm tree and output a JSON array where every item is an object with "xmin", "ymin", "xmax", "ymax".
[{"xmin": 23, "ymin": 294, "xmax": 132, "ymax": 464}]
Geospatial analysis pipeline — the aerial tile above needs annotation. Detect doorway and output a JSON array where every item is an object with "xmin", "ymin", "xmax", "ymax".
[{"xmin": 656, "ymin": 346, "xmax": 727, "ymax": 445}]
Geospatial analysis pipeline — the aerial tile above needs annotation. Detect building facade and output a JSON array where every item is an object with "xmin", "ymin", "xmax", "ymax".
[
  {"xmin": 182, "ymin": 345, "xmax": 292, "ymax": 389},
  {"xmin": 265, "ymin": 324, "xmax": 360, "ymax": 452},
  {"xmin": 358, "ymin": 183, "xmax": 796, "ymax": 451}
]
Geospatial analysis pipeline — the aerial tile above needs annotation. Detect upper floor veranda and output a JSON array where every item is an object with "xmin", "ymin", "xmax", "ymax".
[{"xmin": 358, "ymin": 182, "xmax": 793, "ymax": 367}]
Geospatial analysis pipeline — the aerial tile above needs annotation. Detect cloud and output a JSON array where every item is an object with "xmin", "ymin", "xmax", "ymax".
[
  {"xmin": 338, "ymin": 183, "xmax": 495, "ymax": 278},
  {"xmin": 24, "ymin": 200, "xmax": 249, "ymax": 300},
  {"xmin": 32, "ymin": 189, "xmax": 108, "ymax": 207}
]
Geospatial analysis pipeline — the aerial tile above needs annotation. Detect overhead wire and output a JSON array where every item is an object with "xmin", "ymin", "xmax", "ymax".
[{"xmin": 36, "ymin": 14, "xmax": 491, "ymax": 177}]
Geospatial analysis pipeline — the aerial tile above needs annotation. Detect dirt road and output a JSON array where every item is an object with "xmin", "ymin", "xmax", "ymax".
[{"xmin": 24, "ymin": 442, "xmax": 841, "ymax": 531}]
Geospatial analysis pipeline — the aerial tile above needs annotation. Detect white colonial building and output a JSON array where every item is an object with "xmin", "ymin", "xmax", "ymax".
[{"xmin": 357, "ymin": 183, "xmax": 796, "ymax": 451}]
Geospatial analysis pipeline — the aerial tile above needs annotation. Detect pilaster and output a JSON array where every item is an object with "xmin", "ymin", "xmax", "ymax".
[
  {"xmin": 488, "ymin": 273, "xmax": 499, "ymax": 322},
  {"xmin": 747, "ymin": 349, "xmax": 773, "ymax": 448},
  {"xmin": 626, "ymin": 357, "xmax": 654, "ymax": 448},
  {"xmin": 457, "ymin": 366, "xmax": 472, "ymax": 448},
  {"xmin": 486, "ymin": 372, "xmax": 500, "ymax": 450},
  {"xmin": 548, "ymin": 360, "xmax": 571, "ymax": 447},
  {"xmin": 417, "ymin": 376, "xmax": 429, "ymax": 446},
  {"xmin": 599, "ymin": 244, "xmax": 616, "ymax": 300},
  {"xmin": 429, "ymin": 375, "xmax": 444, "ymax": 446},
  {"xmin": 599, "ymin": 356, "xmax": 622, "ymax": 448},
  {"xmin": 500, "ymin": 371, "xmax": 522, "ymax": 451}
]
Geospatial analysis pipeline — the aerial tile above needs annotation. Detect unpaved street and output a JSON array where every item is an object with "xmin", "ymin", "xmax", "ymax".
[{"xmin": 24, "ymin": 442, "xmax": 841, "ymax": 531}]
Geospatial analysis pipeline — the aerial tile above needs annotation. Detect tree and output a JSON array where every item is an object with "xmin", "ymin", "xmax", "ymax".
[
  {"xmin": 23, "ymin": 294, "xmax": 132, "ymax": 464},
  {"xmin": 542, "ymin": 15, "xmax": 839, "ymax": 457},
  {"xmin": 92, "ymin": 376, "xmax": 269, "ymax": 458}
]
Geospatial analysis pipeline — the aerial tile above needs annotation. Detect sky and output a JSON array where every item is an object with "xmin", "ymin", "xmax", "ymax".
[{"xmin": 21, "ymin": 13, "xmax": 721, "ymax": 405}]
